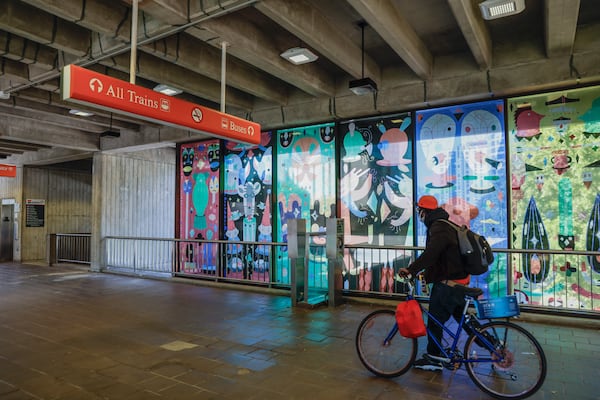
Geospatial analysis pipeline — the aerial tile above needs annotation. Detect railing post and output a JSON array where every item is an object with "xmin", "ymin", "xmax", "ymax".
[
  {"xmin": 47, "ymin": 233, "xmax": 57, "ymax": 266},
  {"xmin": 288, "ymin": 219, "xmax": 306, "ymax": 306},
  {"xmin": 326, "ymin": 218, "xmax": 344, "ymax": 307}
]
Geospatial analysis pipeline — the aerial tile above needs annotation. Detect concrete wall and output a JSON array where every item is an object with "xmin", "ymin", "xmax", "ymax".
[
  {"xmin": 21, "ymin": 166, "xmax": 92, "ymax": 263},
  {"xmin": 97, "ymin": 148, "xmax": 175, "ymax": 237},
  {"xmin": 91, "ymin": 148, "xmax": 176, "ymax": 271},
  {"xmin": 0, "ymin": 147, "xmax": 176, "ymax": 266}
]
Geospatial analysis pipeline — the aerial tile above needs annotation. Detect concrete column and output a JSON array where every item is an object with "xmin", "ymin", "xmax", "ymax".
[
  {"xmin": 13, "ymin": 165, "xmax": 24, "ymax": 262},
  {"xmin": 90, "ymin": 152, "xmax": 104, "ymax": 272}
]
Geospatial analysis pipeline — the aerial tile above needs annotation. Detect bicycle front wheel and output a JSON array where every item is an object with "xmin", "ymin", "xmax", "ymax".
[
  {"xmin": 355, "ymin": 309, "xmax": 417, "ymax": 378},
  {"xmin": 464, "ymin": 321, "xmax": 547, "ymax": 400}
]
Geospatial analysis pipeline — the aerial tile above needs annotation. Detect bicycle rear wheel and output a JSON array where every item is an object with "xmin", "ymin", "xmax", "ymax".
[
  {"xmin": 464, "ymin": 321, "xmax": 547, "ymax": 399},
  {"xmin": 355, "ymin": 309, "xmax": 417, "ymax": 377}
]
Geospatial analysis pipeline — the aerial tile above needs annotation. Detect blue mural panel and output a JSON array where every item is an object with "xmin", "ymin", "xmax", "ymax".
[{"xmin": 415, "ymin": 100, "xmax": 508, "ymax": 296}]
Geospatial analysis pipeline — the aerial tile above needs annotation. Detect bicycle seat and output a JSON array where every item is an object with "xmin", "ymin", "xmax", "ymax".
[{"xmin": 463, "ymin": 286, "xmax": 484, "ymax": 298}]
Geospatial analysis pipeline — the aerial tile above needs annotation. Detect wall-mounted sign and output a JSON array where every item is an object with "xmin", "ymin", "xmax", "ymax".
[
  {"xmin": 0, "ymin": 164, "xmax": 16, "ymax": 178},
  {"xmin": 25, "ymin": 199, "xmax": 45, "ymax": 228},
  {"xmin": 61, "ymin": 65, "xmax": 261, "ymax": 145}
]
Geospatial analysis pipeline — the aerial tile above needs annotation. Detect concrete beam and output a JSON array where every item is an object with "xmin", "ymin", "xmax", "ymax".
[
  {"xmin": 256, "ymin": 0, "xmax": 380, "ymax": 82},
  {"xmin": 144, "ymin": 33, "xmax": 289, "ymax": 104},
  {"xmin": 253, "ymin": 47, "xmax": 600, "ymax": 129},
  {"xmin": 131, "ymin": 0, "xmax": 257, "ymax": 26},
  {"xmin": 194, "ymin": 13, "xmax": 336, "ymax": 97},
  {"xmin": 544, "ymin": 0, "xmax": 580, "ymax": 57},
  {"xmin": 5, "ymin": 147, "xmax": 94, "ymax": 166},
  {"xmin": 0, "ymin": 32, "xmax": 57, "ymax": 70},
  {"xmin": 447, "ymin": 0, "xmax": 492, "ymax": 70},
  {"xmin": 0, "ymin": 58, "xmax": 30, "ymax": 85},
  {"xmin": 0, "ymin": 0, "xmax": 90, "ymax": 57},
  {"xmin": 100, "ymin": 125, "xmax": 209, "ymax": 153},
  {"xmin": 19, "ymin": 0, "xmax": 281, "ymax": 108},
  {"xmin": 0, "ymin": 96, "xmax": 143, "ymax": 134},
  {"xmin": 347, "ymin": 0, "xmax": 433, "ymax": 80},
  {"xmin": 0, "ymin": 114, "xmax": 99, "ymax": 151}
]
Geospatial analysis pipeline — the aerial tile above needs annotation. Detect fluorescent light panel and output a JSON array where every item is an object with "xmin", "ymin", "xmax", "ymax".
[
  {"xmin": 69, "ymin": 109, "xmax": 94, "ymax": 117},
  {"xmin": 153, "ymin": 84, "xmax": 182, "ymax": 96},
  {"xmin": 479, "ymin": 0, "xmax": 525, "ymax": 20},
  {"xmin": 489, "ymin": 2, "xmax": 515, "ymax": 16},
  {"xmin": 280, "ymin": 47, "xmax": 318, "ymax": 65}
]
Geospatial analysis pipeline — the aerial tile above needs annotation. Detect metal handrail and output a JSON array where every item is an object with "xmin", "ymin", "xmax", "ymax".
[
  {"xmin": 49, "ymin": 233, "xmax": 91, "ymax": 265},
  {"xmin": 97, "ymin": 236, "xmax": 600, "ymax": 315}
]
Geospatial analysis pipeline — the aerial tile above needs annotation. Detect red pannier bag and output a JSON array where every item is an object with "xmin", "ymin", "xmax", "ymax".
[{"xmin": 395, "ymin": 299, "xmax": 426, "ymax": 338}]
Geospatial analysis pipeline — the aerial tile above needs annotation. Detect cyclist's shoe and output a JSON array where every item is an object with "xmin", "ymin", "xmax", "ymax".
[{"xmin": 413, "ymin": 354, "xmax": 443, "ymax": 371}]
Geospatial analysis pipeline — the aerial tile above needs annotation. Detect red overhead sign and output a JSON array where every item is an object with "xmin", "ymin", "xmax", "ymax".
[
  {"xmin": 0, "ymin": 164, "xmax": 16, "ymax": 178},
  {"xmin": 61, "ymin": 65, "xmax": 260, "ymax": 144}
]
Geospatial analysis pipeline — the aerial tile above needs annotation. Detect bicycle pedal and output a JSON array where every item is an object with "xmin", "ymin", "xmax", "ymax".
[{"xmin": 442, "ymin": 361, "xmax": 460, "ymax": 370}]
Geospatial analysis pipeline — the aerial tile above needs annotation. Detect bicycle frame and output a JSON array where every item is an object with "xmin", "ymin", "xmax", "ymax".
[
  {"xmin": 402, "ymin": 289, "xmax": 504, "ymax": 366},
  {"xmin": 356, "ymin": 279, "xmax": 548, "ymax": 398}
]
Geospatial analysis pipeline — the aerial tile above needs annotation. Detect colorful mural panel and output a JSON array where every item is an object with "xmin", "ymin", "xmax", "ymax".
[
  {"xmin": 223, "ymin": 133, "xmax": 273, "ymax": 282},
  {"xmin": 275, "ymin": 123, "xmax": 336, "ymax": 285},
  {"xmin": 508, "ymin": 87, "xmax": 600, "ymax": 311},
  {"xmin": 178, "ymin": 140, "xmax": 221, "ymax": 274},
  {"xmin": 339, "ymin": 113, "xmax": 414, "ymax": 293},
  {"xmin": 415, "ymin": 100, "xmax": 508, "ymax": 297}
]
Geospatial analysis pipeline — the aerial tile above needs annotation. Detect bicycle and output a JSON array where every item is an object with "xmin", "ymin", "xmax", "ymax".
[{"xmin": 355, "ymin": 278, "xmax": 547, "ymax": 400}]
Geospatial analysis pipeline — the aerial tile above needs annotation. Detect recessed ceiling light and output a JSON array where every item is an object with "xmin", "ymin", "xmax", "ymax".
[
  {"xmin": 480, "ymin": 0, "xmax": 525, "ymax": 20},
  {"xmin": 280, "ymin": 47, "xmax": 318, "ymax": 65},
  {"xmin": 69, "ymin": 109, "xmax": 94, "ymax": 117},
  {"xmin": 153, "ymin": 84, "xmax": 183, "ymax": 96}
]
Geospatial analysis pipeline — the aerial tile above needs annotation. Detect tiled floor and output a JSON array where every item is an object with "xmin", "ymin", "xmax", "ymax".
[{"xmin": 0, "ymin": 262, "xmax": 598, "ymax": 399}]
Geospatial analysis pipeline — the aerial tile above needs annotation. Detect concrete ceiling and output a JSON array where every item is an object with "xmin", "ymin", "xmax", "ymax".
[{"xmin": 0, "ymin": 0, "xmax": 599, "ymax": 166}]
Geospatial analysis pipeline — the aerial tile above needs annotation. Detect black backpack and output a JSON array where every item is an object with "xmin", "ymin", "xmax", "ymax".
[{"xmin": 440, "ymin": 220, "xmax": 494, "ymax": 275}]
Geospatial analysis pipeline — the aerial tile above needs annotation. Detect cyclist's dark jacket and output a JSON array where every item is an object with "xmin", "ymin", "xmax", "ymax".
[{"xmin": 407, "ymin": 207, "xmax": 467, "ymax": 283}]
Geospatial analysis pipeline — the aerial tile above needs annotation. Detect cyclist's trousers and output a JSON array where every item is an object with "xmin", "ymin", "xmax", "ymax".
[{"xmin": 427, "ymin": 282, "xmax": 475, "ymax": 356}]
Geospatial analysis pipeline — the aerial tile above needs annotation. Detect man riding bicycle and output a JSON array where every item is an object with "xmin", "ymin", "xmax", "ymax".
[{"xmin": 399, "ymin": 195, "xmax": 473, "ymax": 371}]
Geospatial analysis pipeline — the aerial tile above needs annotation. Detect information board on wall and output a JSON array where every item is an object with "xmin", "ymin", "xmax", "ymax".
[{"xmin": 25, "ymin": 199, "xmax": 45, "ymax": 227}]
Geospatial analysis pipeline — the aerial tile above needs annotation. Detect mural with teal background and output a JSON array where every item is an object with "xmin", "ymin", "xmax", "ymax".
[
  {"xmin": 178, "ymin": 139, "xmax": 221, "ymax": 274},
  {"xmin": 222, "ymin": 133, "xmax": 273, "ymax": 282},
  {"xmin": 508, "ymin": 86, "xmax": 600, "ymax": 311},
  {"xmin": 275, "ymin": 123, "xmax": 336, "ymax": 285},
  {"xmin": 415, "ymin": 99, "xmax": 508, "ymax": 298},
  {"xmin": 339, "ymin": 113, "xmax": 414, "ymax": 293}
]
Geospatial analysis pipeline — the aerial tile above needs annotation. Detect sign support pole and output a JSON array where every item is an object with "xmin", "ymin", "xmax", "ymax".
[
  {"xmin": 130, "ymin": 0, "xmax": 139, "ymax": 84},
  {"xmin": 221, "ymin": 41, "xmax": 228, "ymax": 113}
]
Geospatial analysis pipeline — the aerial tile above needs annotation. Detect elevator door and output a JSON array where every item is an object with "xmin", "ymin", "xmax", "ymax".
[{"xmin": 0, "ymin": 204, "xmax": 14, "ymax": 261}]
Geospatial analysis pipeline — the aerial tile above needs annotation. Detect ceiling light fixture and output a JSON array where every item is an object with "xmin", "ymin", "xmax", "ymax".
[
  {"xmin": 479, "ymin": 0, "xmax": 525, "ymax": 20},
  {"xmin": 153, "ymin": 84, "xmax": 183, "ymax": 96},
  {"xmin": 69, "ymin": 109, "xmax": 94, "ymax": 117},
  {"xmin": 0, "ymin": 90, "xmax": 10, "ymax": 100},
  {"xmin": 280, "ymin": 47, "xmax": 318, "ymax": 65},
  {"xmin": 100, "ymin": 113, "xmax": 120, "ymax": 138},
  {"xmin": 349, "ymin": 21, "xmax": 377, "ymax": 95}
]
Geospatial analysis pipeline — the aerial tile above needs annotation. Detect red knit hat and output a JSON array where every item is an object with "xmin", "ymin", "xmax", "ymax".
[{"xmin": 417, "ymin": 195, "xmax": 438, "ymax": 210}]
